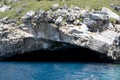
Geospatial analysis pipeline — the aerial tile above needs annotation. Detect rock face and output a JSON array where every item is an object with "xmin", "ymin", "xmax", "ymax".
[{"xmin": 0, "ymin": 5, "xmax": 120, "ymax": 63}]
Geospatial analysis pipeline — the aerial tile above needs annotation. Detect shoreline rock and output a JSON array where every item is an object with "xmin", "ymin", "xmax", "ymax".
[{"xmin": 0, "ymin": 4, "xmax": 120, "ymax": 63}]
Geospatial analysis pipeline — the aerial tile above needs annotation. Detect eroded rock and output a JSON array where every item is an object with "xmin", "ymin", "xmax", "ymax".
[{"xmin": 0, "ymin": 4, "xmax": 120, "ymax": 63}]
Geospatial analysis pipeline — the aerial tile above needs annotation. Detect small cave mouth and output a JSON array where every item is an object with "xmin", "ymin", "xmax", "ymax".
[{"xmin": 3, "ymin": 46, "xmax": 113, "ymax": 63}]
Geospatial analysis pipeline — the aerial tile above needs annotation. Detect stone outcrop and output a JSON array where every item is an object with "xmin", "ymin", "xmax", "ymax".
[{"xmin": 0, "ymin": 4, "xmax": 120, "ymax": 63}]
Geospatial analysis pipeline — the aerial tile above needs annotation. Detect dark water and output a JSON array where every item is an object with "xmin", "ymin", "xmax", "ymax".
[{"xmin": 0, "ymin": 62, "xmax": 120, "ymax": 80}]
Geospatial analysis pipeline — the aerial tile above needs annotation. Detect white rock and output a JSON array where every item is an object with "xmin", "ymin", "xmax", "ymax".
[
  {"xmin": 55, "ymin": 16, "xmax": 63, "ymax": 25},
  {"xmin": 101, "ymin": 7, "xmax": 120, "ymax": 20},
  {"xmin": 0, "ymin": 5, "xmax": 11, "ymax": 12},
  {"xmin": 80, "ymin": 24, "xmax": 88, "ymax": 31},
  {"xmin": 92, "ymin": 31, "xmax": 119, "ymax": 45}
]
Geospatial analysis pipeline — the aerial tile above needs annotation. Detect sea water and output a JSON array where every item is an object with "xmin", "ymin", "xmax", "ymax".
[{"xmin": 0, "ymin": 62, "xmax": 120, "ymax": 80}]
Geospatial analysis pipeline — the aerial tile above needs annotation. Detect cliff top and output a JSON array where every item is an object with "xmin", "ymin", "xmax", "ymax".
[{"xmin": 0, "ymin": 0, "xmax": 120, "ymax": 20}]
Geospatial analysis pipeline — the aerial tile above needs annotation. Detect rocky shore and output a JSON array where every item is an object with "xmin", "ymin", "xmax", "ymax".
[{"xmin": 0, "ymin": 4, "xmax": 120, "ymax": 63}]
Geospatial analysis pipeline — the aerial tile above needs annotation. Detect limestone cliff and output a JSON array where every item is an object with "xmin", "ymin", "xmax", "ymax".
[{"xmin": 0, "ymin": 5, "xmax": 120, "ymax": 63}]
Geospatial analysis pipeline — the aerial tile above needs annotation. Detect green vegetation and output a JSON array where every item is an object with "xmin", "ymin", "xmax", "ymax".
[
  {"xmin": 0, "ymin": 0, "xmax": 120, "ymax": 19},
  {"xmin": 110, "ymin": 18, "xmax": 116, "ymax": 24}
]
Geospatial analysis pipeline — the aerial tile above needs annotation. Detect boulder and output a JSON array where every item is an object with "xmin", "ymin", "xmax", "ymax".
[
  {"xmin": 101, "ymin": 7, "xmax": 120, "ymax": 20},
  {"xmin": 55, "ymin": 16, "xmax": 63, "ymax": 25}
]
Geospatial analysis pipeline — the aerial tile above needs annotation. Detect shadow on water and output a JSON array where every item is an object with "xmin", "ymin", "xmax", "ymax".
[{"xmin": 3, "ymin": 46, "xmax": 113, "ymax": 63}]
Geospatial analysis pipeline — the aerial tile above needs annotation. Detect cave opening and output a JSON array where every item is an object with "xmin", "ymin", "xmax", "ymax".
[{"xmin": 3, "ymin": 46, "xmax": 113, "ymax": 63}]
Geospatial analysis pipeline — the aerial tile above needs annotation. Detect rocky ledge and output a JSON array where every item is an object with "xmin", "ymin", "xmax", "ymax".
[{"xmin": 0, "ymin": 4, "xmax": 120, "ymax": 63}]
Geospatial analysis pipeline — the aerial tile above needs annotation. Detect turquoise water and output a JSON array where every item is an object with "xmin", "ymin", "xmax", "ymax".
[{"xmin": 0, "ymin": 62, "xmax": 120, "ymax": 80}]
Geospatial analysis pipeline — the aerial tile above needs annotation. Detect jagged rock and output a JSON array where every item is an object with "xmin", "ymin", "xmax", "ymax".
[
  {"xmin": 101, "ymin": 7, "xmax": 120, "ymax": 20},
  {"xmin": 0, "ymin": 5, "xmax": 11, "ymax": 12}
]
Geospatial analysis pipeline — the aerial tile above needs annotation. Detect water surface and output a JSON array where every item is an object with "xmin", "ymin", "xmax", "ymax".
[{"xmin": 0, "ymin": 62, "xmax": 120, "ymax": 80}]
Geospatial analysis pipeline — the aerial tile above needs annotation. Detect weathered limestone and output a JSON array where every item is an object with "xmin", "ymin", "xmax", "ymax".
[{"xmin": 0, "ymin": 4, "xmax": 120, "ymax": 63}]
